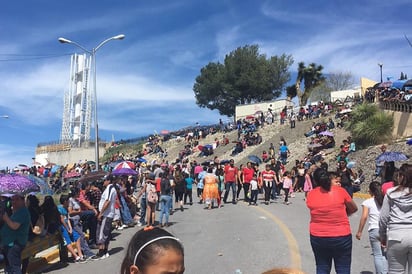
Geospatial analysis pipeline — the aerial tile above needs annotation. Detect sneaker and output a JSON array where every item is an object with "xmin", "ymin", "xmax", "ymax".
[
  {"xmin": 137, "ymin": 222, "xmax": 143, "ymax": 227},
  {"xmin": 75, "ymin": 256, "xmax": 82, "ymax": 263},
  {"xmin": 121, "ymin": 224, "xmax": 128, "ymax": 229},
  {"xmin": 102, "ymin": 253, "xmax": 110, "ymax": 259},
  {"xmin": 91, "ymin": 254, "xmax": 103, "ymax": 261},
  {"xmin": 78, "ymin": 256, "xmax": 87, "ymax": 263}
]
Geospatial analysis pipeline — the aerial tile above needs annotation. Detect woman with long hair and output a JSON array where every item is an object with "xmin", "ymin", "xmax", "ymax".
[
  {"xmin": 40, "ymin": 195, "xmax": 61, "ymax": 235},
  {"xmin": 356, "ymin": 181, "xmax": 387, "ymax": 273},
  {"xmin": 306, "ymin": 168, "xmax": 358, "ymax": 273},
  {"xmin": 379, "ymin": 163, "xmax": 412, "ymax": 273}
]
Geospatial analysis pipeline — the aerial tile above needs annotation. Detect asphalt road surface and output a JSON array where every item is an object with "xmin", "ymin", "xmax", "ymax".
[{"xmin": 42, "ymin": 192, "xmax": 375, "ymax": 274}]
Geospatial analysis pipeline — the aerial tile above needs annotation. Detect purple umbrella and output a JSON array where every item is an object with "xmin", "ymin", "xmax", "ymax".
[
  {"xmin": 0, "ymin": 174, "xmax": 40, "ymax": 195},
  {"xmin": 112, "ymin": 168, "xmax": 138, "ymax": 176},
  {"xmin": 319, "ymin": 131, "xmax": 334, "ymax": 137}
]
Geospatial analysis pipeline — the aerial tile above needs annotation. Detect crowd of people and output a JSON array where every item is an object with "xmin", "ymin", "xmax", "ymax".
[{"xmin": 1, "ymin": 102, "xmax": 412, "ymax": 273}]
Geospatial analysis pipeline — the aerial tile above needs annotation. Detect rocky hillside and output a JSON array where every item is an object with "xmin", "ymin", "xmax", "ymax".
[{"xmin": 146, "ymin": 116, "xmax": 412, "ymax": 192}]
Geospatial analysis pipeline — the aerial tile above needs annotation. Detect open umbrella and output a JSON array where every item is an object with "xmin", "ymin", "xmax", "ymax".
[
  {"xmin": 319, "ymin": 131, "xmax": 334, "ymax": 137},
  {"xmin": 220, "ymin": 159, "xmax": 230, "ymax": 165},
  {"xmin": 248, "ymin": 155, "xmax": 262, "ymax": 164},
  {"xmin": 17, "ymin": 164, "xmax": 30, "ymax": 171},
  {"xmin": 136, "ymin": 157, "xmax": 147, "ymax": 163},
  {"xmin": 406, "ymin": 139, "xmax": 412, "ymax": 145},
  {"xmin": 376, "ymin": 151, "xmax": 409, "ymax": 163},
  {"xmin": 201, "ymin": 160, "xmax": 213, "ymax": 166},
  {"xmin": 339, "ymin": 109, "xmax": 352, "ymax": 114},
  {"xmin": 64, "ymin": 171, "xmax": 81, "ymax": 179},
  {"xmin": 0, "ymin": 174, "xmax": 40, "ymax": 195},
  {"xmin": 25, "ymin": 175, "xmax": 53, "ymax": 195},
  {"xmin": 114, "ymin": 161, "xmax": 136, "ymax": 170},
  {"xmin": 112, "ymin": 168, "xmax": 138, "ymax": 176},
  {"xmin": 78, "ymin": 170, "xmax": 108, "ymax": 184},
  {"xmin": 160, "ymin": 129, "xmax": 170, "ymax": 135}
]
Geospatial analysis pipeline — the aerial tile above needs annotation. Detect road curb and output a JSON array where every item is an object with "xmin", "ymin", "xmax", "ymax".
[{"xmin": 354, "ymin": 192, "xmax": 371, "ymax": 199}]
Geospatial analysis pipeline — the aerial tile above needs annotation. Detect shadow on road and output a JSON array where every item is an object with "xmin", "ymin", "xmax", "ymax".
[
  {"xmin": 41, "ymin": 261, "xmax": 70, "ymax": 273},
  {"xmin": 109, "ymin": 246, "xmax": 124, "ymax": 256}
]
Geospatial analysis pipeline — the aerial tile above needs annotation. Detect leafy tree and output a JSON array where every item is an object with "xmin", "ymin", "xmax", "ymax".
[
  {"xmin": 308, "ymin": 82, "xmax": 331, "ymax": 103},
  {"xmin": 326, "ymin": 71, "xmax": 355, "ymax": 91},
  {"xmin": 193, "ymin": 45, "xmax": 293, "ymax": 117},
  {"xmin": 292, "ymin": 62, "xmax": 325, "ymax": 106},
  {"xmin": 286, "ymin": 85, "xmax": 297, "ymax": 100}
]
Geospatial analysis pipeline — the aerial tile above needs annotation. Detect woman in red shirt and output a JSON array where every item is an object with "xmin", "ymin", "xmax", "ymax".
[{"xmin": 306, "ymin": 168, "xmax": 358, "ymax": 274}]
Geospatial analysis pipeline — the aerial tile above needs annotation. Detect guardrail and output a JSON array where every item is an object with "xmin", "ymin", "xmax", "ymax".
[{"xmin": 379, "ymin": 100, "xmax": 412, "ymax": 113}]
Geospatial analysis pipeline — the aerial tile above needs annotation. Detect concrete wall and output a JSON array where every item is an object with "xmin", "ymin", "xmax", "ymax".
[
  {"xmin": 387, "ymin": 110, "xmax": 412, "ymax": 138},
  {"xmin": 35, "ymin": 146, "xmax": 106, "ymax": 166}
]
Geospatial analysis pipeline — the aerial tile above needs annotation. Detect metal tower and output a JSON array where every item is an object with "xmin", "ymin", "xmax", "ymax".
[{"xmin": 60, "ymin": 53, "xmax": 93, "ymax": 146}]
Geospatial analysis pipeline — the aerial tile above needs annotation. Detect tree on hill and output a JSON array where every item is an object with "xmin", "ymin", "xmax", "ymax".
[
  {"xmin": 287, "ymin": 62, "xmax": 325, "ymax": 106},
  {"xmin": 307, "ymin": 71, "xmax": 355, "ymax": 103},
  {"xmin": 193, "ymin": 45, "xmax": 293, "ymax": 117},
  {"xmin": 326, "ymin": 71, "xmax": 355, "ymax": 91}
]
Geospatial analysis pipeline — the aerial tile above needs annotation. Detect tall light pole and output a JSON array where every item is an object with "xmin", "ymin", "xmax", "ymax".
[
  {"xmin": 378, "ymin": 63, "xmax": 383, "ymax": 83},
  {"xmin": 58, "ymin": 34, "xmax": 125, "ymax": 171},
  {"xmin": 1, "ymin": 115, "xmax": 9, "ymax": 119}
]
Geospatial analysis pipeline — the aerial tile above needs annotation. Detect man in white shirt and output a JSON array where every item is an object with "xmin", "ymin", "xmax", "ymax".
[{"xmin": 95, "ymin": 174, "xmax": 117, "ymax": 260}]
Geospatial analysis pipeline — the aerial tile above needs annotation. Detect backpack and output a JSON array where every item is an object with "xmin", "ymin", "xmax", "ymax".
[{"xmin": 147, "ymin": 184, "xmax": 158, "ymax": 204}]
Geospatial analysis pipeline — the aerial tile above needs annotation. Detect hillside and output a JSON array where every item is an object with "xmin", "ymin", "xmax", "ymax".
[{"xmin": 138, "ymin": 115, "xmax": 411, "ymax": 192}]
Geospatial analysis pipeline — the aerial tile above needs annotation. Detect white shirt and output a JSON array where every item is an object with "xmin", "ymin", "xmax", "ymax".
[
  {"xmin": 250, "ymin": 179, "xmax": 258, "ymax": 190},
  {"xmin": 361, "ymin": 197, "xmax": 380, "ymax": 231},
  {"xmin": 99, "ymin": 184, "xmax": 117, "ymax": 218}
]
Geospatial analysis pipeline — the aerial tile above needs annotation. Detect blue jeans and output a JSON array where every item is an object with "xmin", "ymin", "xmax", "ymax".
[
  {"xmin": 310, "ymin": 234, "xmax": 352, "ymax": 274},
  {"xmin": 139, "ymin": 197, "xmax": 147, "ymax": 225},
  {"xmin": 119, "ymin": 195, "xmax": 134, "ymax": 225},
  {"xmin": 4, "ymin": 243, "xmax": 24, "ymax": 274},
  {"xmin": 271, "ymin": 183, "xmax": 278, "ymax": 199},
  {"xmin": 369, "ymin": 228, "xmax": 388, "ymax": 274},
  {"xmin": 223, "ymin": 182, "xmax": 236, "ymax": 202},
  {"xmin": 159, "ymin": 195, "xmax": 172, "ymax": 225},
  {"xmin": 71, "ymin": 218, "xmax": 95, "ymax": 257}
]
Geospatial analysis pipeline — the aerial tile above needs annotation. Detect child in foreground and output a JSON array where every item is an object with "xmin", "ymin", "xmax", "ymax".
[{"xmin": 120, "ymin": 227, "xmax": 184, "ymax": 274}]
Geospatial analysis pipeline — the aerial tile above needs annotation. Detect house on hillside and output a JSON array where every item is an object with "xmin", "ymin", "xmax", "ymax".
[
  {"xmin": 330, "ymin": 87, "xmax": 362, "ymax": 106},
  {"xmin": 235, "ymin": 99, "xmax": 294, "ymax": 121}
]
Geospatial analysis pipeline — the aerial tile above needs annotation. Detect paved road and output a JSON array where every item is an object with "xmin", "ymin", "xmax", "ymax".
[{"xmin": 41, "ymin": 192, "xmax": 375, "ymax": 274}]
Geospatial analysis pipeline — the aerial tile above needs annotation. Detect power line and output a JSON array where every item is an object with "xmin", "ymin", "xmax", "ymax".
[{"xmin": 0, "ymin": 53, "xmax": 73, "ymax": 62}]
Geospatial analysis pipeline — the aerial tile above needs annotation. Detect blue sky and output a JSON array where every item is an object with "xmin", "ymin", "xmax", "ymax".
[{"xmin": 1, "ymin": 0, "xmax": 411, "ymax": 169}]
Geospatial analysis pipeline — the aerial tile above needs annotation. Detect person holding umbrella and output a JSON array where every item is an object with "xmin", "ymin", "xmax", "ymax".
[{"xmin": 1, "ymin": 194, "xmax": 31, "ymax": 273}]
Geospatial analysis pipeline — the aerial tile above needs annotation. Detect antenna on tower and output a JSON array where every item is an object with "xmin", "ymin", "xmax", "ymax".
[{"xmin": 404, "ymin": 34, "xmax": 412, "ymax": 48}]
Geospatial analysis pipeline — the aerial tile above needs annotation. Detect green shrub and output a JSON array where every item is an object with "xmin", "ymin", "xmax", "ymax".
[{"xmin": 348, "ymin": 104, "xmax": 393, "ymax": 148}]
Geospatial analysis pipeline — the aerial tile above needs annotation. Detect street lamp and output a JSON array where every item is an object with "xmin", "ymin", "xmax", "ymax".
[
  {"xmin": 378, "ymin": 63, "xmax": 383, "ymax": 83},
  {"xmin": 58, "ymin": 34, "xmax": 125, "ymax": 171},
  {"xmin": 1, "ymin": 115, "xmax": 9, "ymax": 119}
]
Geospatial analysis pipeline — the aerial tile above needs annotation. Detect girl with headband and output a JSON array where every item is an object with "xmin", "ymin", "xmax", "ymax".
[{"xmin": 120, "ymin": 227, "xmax": 185, "ymax": 274}]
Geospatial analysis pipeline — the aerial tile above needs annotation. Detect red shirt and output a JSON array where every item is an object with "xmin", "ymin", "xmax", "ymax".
[
  {"xmin": 382, "ymin": 181, "xmax": 394, "ymax": 195},
  {"xmin": 242, "ymin": 167, "xmax": 254, "ymax": 183},
  {"xmin": 261, "ymin": 170, "xmax": 276, "ymax": 182},
  {"xmin": 155, "ymin": 177, "xmax": 161, "ymax": 192},
  {"xmin": 224, "ymin": 165, "xmax": 238, "ymax": 183},
  {"xmin": 306, "ymin": 186, "xmax": 352, "ymax": 237}
]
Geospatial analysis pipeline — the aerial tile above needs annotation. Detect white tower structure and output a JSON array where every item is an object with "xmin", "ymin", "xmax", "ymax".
[{"xmin": 60, "ymin": 53, "xmax": 93, "ymax": 146}]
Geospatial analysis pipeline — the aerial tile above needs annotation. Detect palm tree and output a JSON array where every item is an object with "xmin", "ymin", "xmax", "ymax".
[{"xmin": 294, "ymin": 62, "xmax": 325, "ymax": 106}]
